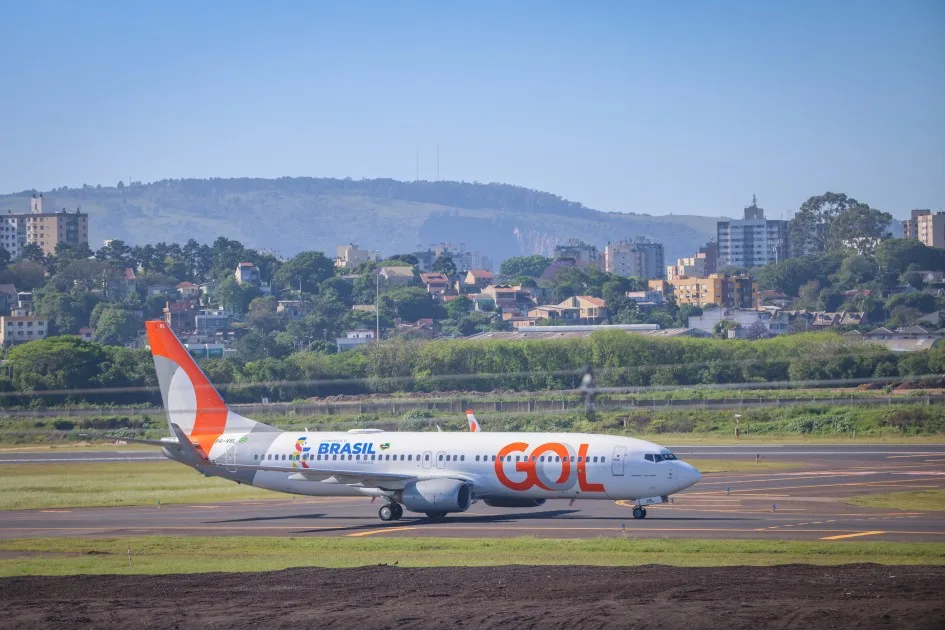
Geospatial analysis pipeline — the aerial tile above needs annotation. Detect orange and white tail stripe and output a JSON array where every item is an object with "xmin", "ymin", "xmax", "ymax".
[{"xmin": 466, "ymin": 409, "xmax": 481, "ymax": 432}]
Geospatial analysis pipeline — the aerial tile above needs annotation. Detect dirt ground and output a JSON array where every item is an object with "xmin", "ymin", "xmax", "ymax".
[{"xmin": 1, "ymin": 564, "xmax": 943, "ymax": 629}]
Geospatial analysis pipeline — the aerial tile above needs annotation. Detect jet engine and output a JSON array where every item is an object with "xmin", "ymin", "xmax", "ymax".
[
  {"xmin": 397, "ymin": 479, "xmax": 472, "ymax": 514},
  {"xmin": 483, "ymin": 498, "xmax": 547, "ymax": 508}
]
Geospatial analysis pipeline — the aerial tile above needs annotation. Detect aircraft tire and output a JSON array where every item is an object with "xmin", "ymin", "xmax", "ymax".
[
  {"xmin": 391, "ymin": 504, "xmax": 404, "ymax": 520},
  {"xmin": 379, "ymin": 504, "xmax": 394, "ymax": 521},
  {"xmin": 632, "ymin": 506, "xmax": 645, "ymax": 519}
]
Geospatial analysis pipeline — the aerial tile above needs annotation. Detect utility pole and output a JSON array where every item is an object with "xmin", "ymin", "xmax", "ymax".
[{"xmin": 375, "ymin": 272, "xmax": 380, "ymax": 343}]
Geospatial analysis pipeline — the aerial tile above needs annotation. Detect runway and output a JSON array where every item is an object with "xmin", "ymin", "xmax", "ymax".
[{"xmin": 1, "ymin": 444, "xmax": 943, "ymax": 542}]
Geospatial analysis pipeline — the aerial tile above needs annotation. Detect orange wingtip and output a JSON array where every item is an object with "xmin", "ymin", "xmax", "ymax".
[{"xmin": 466, "ymin": 409, "xmax": 474, "ymax": 414}]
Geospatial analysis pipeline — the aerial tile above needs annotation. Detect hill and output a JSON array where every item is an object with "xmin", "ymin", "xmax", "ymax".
[{"xmin": 0, "ymin": 178, "xmax": 719, "ymax": 264}]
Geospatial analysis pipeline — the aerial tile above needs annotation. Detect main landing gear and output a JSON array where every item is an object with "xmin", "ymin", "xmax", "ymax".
[
  {"xmin": 379, "ymin": 503, "xmax": 404, "ymax": 522},
  {"xmin": 632, "ymin": 506, "xmax": 648, "ymax": 520}
]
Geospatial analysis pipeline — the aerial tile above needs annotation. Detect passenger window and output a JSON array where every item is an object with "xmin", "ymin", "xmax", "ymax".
[
  {"xmin": 332, "ymin": 454, "xmax": 337, "ymax": 460},
  {"xmin": 555, "ymin": 456, "xmax": 561, "ymax": 463},
  {"xmin": 491, "ymin": 455, "xmax": 496, "ymax": 461},
  {"xmin": 475, "ymin": 455, "xmax": 480, "ymax": 462},
  {"xmin": 460, "ymin": 455, "xmax": 465, "ymax": 461},
  {"xmin": 570, "ymin": 456, "xmax": 575, "ymax": 462},
  {"xmin": 592, "ymin": 456, "xmax": 598, "ymax": 463},
  {"xmin": 577, "ymin": 456, "xmax": 583, "ymax": 463},
  {"xmin": 601, "ymin": 457, "xmax": 606, "ymax": 463},
  {"xmin": 425, "ymin": 454, "xmax": 430, "ymax": 461},
  {"xmin": 438, "ymin": 454, "xmax": 443, "ymax": 461},
  {"xmin": 282, "ymin": 454, "xmax": 287, "ymax": 460},
  {"xmin": 400, "ymin": 455, "xmax": 405, "ymax": 461},
  {"xmin": 408, "ymin": 455, "xmax": 413, "ymax": 461}
]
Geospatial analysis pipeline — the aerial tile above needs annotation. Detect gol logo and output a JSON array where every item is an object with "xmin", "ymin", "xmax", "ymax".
[{"xmin": 494, "ymin": 442, "xmax": 605, "ymax": 493}]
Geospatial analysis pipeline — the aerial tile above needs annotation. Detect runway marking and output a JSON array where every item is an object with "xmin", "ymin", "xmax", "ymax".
[
  {"xmin": 820, "ymin": 531, "xmax": 886, "ymax": 540},
  {"xmin": 347, "ymin": 526, "xmax": 421, "ymax": 537},
  {"xmin": 885, "ymin": 454, "xmax": 943, "ymax": 458},
  {"xmin": 38, "ymin": 510, "xmax": 72, "ymax": 513},
  {"xmin": 187, "ymin": 505, "xmax": 220, "ymax": 509},
  {"xmin": 706, "ymin": 477, "xmax": 945, "ymax": 494}
]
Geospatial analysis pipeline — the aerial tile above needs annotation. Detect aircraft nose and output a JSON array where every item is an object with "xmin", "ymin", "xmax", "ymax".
[{"xmin": 677, "ymin": 462, "xmax": 702, "ymax": 490}]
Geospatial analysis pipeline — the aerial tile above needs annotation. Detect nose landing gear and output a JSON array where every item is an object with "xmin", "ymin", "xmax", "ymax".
[
  {"xmin": 379, "ymin": 503, "xmax": 404, "ymax": 522},
  {"xmin": 632, "ymin": 506, "xmax": 648, "ymax": 519}
]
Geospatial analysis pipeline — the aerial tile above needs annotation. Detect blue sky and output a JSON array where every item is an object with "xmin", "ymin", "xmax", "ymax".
[{"xmin": 1, "ymin": 0, "xmax": 942, "ymax": 218}]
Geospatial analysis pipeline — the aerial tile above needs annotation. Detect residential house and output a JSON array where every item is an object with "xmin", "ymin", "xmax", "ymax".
[
  {"xmin": 480, "ymin": 284, "xmax": 537, "ymax": 316},
  {"xmin": 862, "ymin": 325, "xmax": 943, "ymax": 352},
  {"xmin": 625, "ymin": 290, "xmax": 665, "ymax": 310},
  {"xmin": 277, "ymin": 300, "xmax": 307, "ymax": 320},
  {"xmin": 336, "ymin": 329, "xmax": 376, "ymax": 352},
  {"xmin": 234, "ymin": 262, "xmax": 261, "ymax": 285},
  {"xmin": 392, "ymin": 318, "xmax": 440, "ymax": 340},
  {"xmin": 147, "ymin": 284, "xmax": 176, "ymax": 298},
  {"xmin": 176, "ymin": 281, "xmax": 200, "ymax": 299},
  {"xmin": 0, "ymin": 284, "xmax": 17, "ymax": 316},
  {"xmin": 351, "ymin": 304, "xmax": 377, "ymax": 313},
  {"xmin": 527, "ymin": 304, "xmax": 581, "ymax": 323},
  {"xmin": 163, "ymin": 300, "xmax": 196, "ymax": 333},
  {"xmin": 0, "ymin": 315, "xmax": 48, "ymax": 346},
  {"xmin": 379, "ymin": 266, "xmax": 415, "ymax": 287},
  {"xmin": 688, "ymin": 308, "xmax": 790, "ymax": 336},
  {"xmin": 194, "ymin": 308, "xmax": 230, "ymax": 338},
  {"xmin": 555, "ymin": 296, "xmax": 607, "ymax": 323},
  {"xmin": 183, "ymin": 343, "xmax": 229, "ymax": 359},
  {"xmin": 463, "ymin": 269, "xmax": 494, "ymax": 289},
  {"xmin": 807, "ymin": 311, "xmax": 866, "ymax": 329},
  {"xmin": 420, "ymin": 273, "xmax": 450, "ymax": 297},
  {"xmin": 107, "ymin": 268, "xmax": 137, "ymax": 300},
  {"xmin": 78, "ymin": 327, "xmax": 94, "ymax": 341}
]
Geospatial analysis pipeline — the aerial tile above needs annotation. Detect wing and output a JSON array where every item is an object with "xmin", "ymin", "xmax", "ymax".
[{"xmin": 212, "ymin": 461, "xmax": 474, "ymax": 490}]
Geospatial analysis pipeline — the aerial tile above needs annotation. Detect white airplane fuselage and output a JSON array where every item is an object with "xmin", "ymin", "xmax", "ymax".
[{"xmin": 174, "ymin": 430, "xmax": 700, "ymax": 502}]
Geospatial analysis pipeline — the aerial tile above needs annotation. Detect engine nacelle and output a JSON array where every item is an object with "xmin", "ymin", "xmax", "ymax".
[
  {"xmin": 483, "ymin": 498, "xmax": 547, "ymax": 508},
  {"xmin": 397, "ymin": 479, "xmax": 472, "ymax": 514}
]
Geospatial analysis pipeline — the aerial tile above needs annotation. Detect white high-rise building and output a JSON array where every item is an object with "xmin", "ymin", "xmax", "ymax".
[
  {"xmin": 603, "ymin": 240, "xmax": 665, "ymax": 279},
  {"xmin": 717, "ymin": 197, "xmax": 789, "ymax": 269}
]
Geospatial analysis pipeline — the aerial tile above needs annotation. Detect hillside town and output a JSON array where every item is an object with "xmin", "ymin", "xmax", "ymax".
[{"xmin": 1, "ymin": 192, "xmax": 944, "ymax": 365}]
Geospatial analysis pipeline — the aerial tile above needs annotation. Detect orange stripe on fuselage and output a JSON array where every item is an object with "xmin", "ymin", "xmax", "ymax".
[{"xmin": 146, "ymin": 320, "xmax": 228, "ymax": 453}]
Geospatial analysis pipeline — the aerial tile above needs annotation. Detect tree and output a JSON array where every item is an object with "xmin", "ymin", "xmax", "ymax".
[
  {"xmin": 383, "ymin": 286, "xmax": 440, "ymax": 322},
  {"xmin": 0, "ymin": 247, "xmax": 10, "ymax": 271},
  {"xmin": 95, "ymin": 239, "xmax": 134, "ymax": 269},
  {"xmin": 875, "ymin": 239, "xmax": 945, "ymax": 276},
  {"xmin": 444, "ymin": 296, "xmax": 472, "ymax": 320},
  {"xmin": 93, "ymin": 308, "xmax": 143, "ymax": 346},
  {"xmin": 273, "ymin": 251, "xmax": 334, "ymax": 294},
  {"xmin": 432, "ymin": 255, "xmax": 457, "ymax": 279},
  {"xmin": 789, "ymin": 192, "xmax": 888, "ymax": 256},
  {"xmin": 0, "ymin": 261, "xmax": 46, "ymax": 290},
  {"xmin": 247, "ymin": 296, "xmax": 280, "ymax": 332},
  {"xmin": 6, "ymin": 336, "xmax": 106, "ymax": 392},
  {"xmin": 17, "ymin": 243, "xmax": 46, "ymax": 265},
  {"xmin": 757, "ymin": 257, "xmax": 819, "ymax": 296},
  {"xmin": 214, "ymin": 276, "xmax": 248, "ymax": 314},
  {"xmin": 500, "ymin": 255, "xmax": 553, "ymax": 278}
]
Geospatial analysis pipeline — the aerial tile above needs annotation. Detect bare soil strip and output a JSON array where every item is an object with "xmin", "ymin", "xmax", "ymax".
[{"xmin": 1, "ymin": 564, "xmax": 943, "ymax": 629}]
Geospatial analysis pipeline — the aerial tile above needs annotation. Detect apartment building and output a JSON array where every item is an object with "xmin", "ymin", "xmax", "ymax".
[
  {"xmin": 669, "ymin": 274, "xmax": 757, "ymax": 309},
  {"xmin": 554, "ymin": 239, "xmax": 601, "ymax": 268},
  {"xmin": 335, "ymin": 244, "xmax": 376, "ymax": 269},
  {"xmin": 0, "ymin": 315, "xmax": 48, "ymax": 346},
  {"xmin": 603, "ymin": 240, "xmax": 665, "ymax": 279},
  {"xmin": 0, "ymin": 194, "xmax": 89, "ymax": 258},
  {"xmin": 667, "ymin": 242, "xmax": 718, "ymax": 281},
  {"xmin": 717, "ymin": 197, "xmax": 789, "ymax": 268},
  {"xmin": 902, "ymin": 210, "xmax": 945, "ymax": 248}
]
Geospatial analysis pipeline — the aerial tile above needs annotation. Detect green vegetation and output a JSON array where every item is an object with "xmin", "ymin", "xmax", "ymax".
[
  {"xmin": 846, "ymin": 489, "xmax": 945, "ymax": 512},
  {"xmin": 2, "ymin": 401, "xmax": 944, "ymax": 446},
  {"xmin": 0, "ymin": 462, "xmax": 279, "ymax": 510},
  {"xmin": 1, "ymin": 537, "xmax": 942, "ymax": 576}
]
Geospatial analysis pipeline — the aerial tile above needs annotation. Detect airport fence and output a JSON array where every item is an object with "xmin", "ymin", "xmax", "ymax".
[{"xmin": 1, "ymin": 393, "xmax": 942, "ymax": 420}]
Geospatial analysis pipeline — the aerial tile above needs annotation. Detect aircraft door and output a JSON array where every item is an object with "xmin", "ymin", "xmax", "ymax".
[
  {"xmin": 422, "ymin": 451, "xmax": 433, "ymax": 469},
  {"xmin": 611, "ymin": 446, "xmax": 626, "ymax": 476},
  {"xmin": 223, "ymin": 444, "xmax": 238, "ymax": 472},
  {"xmin": 435, "ymin": 451, "xmax": 446, "ymax": 469}
]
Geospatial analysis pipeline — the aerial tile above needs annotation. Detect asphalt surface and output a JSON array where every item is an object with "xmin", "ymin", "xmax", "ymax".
[{"xmin": 1, "ymin": 444, "xmax": 943, "ymax": 542}]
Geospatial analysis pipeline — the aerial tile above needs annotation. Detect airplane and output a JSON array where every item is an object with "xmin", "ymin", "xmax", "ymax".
[
  {"xmin": 466, "ymin": 409, "xmax": 481, "ymax": 432},
  {"xmin": 122, "ymin": 320, "xmax": 701, "ymax": 522}
]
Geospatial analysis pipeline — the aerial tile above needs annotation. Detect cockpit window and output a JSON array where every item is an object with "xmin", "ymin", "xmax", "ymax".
[
  {"xmin": 645, "ymin": 453, "xmax": 665, "ymax": 463},
  {"xmin": 661, "ymin": 452, "xmax": 677, "ymax": 460}
]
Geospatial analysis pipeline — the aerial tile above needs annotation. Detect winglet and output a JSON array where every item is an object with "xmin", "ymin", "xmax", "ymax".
[{"xmin": 466, "ymin": 409, "xmax": 481, "ymax": 432}]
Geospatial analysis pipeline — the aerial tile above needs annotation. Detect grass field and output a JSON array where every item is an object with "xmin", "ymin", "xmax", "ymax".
[
  {"xmin": 0, "ymin": 458, "xmax": 795, "ymax": 510},
  {"xmin": 846, "ymin": 489, "xmax": 945, "ymax": 512},
  {"xmin": 0, "ymin": 462, "xmax": 280, "ymax": 510},
  {"xmin": 0, "ymin": 537, "xmax": 942, "ymax": 576}
]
